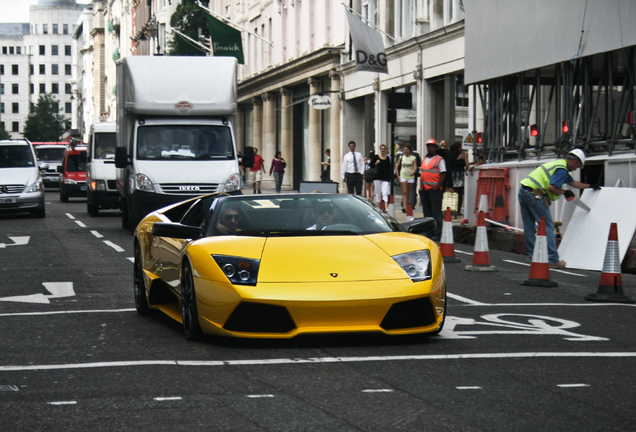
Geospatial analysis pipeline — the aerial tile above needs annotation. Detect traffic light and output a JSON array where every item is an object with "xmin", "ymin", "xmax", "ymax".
[
  {"xmin": 530, "ymin": 124, "xmax": 538, "ymax": 137},
  {"xmin": 562, "ymin": 120, "xmax": 569, "ymax": 134},
  {"xmin": 476, "ymin": 132, "xmax": 482, "ymax": 143}
]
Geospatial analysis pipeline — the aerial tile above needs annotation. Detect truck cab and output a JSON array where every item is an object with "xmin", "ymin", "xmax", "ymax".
[
  {"xmin": 86, "ymin": 122, "xmax": 119, "ymax": 216},
  {"xmin": 57, "ymin": 144, "xmax": 87, "ymax": 202}
]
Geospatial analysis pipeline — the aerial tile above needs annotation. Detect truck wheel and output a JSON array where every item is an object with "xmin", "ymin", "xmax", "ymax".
[
  {"xmin": 121, "ymin": 199, "xmax": 131, "ymax": 229},
  {"xmin": 87, "ymin": 199, "xmax": 99, "ymax": 217}
]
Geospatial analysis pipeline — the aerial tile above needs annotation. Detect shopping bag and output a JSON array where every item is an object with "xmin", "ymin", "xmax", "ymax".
[{"xmin": 441, "ymin": 192, "xmax": 458, "ymax": 212}]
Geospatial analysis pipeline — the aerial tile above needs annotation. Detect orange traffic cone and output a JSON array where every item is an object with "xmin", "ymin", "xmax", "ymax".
[
  {"xmin": 440, "ymin": 207, "xmax": 460, "ymax": 263},
  {"xmin": 585, "ymin": 223, "xmax": 635, "ymax": 303},
  {"xmin": 522, "ymin": 217, "xmax": 558, "ymax": 287},
  {"xmin": 464, "ymin": 211, "xmax": 497, "ymax": 271},
  {"xmin": 406, "ymin": 204, "xmax": 414, "ymax": 222}
]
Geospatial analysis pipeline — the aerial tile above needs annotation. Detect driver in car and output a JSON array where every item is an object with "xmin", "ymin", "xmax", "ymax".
[
  {"xmin": 216, "ymin": 204, "xmax": 241, "ymax": 235},
  {"xmin": 307, "ymin": 201, "xmax": 335, "ymax": 230}
]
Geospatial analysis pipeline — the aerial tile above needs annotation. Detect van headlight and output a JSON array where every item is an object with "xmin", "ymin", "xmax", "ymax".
[
  {"xmin": 222, "ymin": 173, "xmax": 241, "ymax": 192},
  {"xmin": 26, "ymin": 179, "xmax": 44, "ymax": 193},
  {"xmin": 392, "ymin": 250, "xmax": 432, "ymax": 282},
  {"xmin": 132, "ymin": 173, "xmax": 155, "ymax": 193}
]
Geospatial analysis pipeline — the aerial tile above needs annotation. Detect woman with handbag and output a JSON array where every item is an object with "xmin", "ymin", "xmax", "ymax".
[
  {"xmin": 269, "ymin": 151, "xmax": 287, "ymax": 193},
  {"xmin": 370, "ymin": 144, "xmax": 392, "ymax": 208}
]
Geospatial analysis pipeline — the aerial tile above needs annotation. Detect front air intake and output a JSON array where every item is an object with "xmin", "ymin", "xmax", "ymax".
[
  {"xmin": 380, "ymin": 297, "xmax": 436, "ymax": 330},
  {"xmin": 223, "ymin": 302, "xmax": 296, "ymax": 333}
]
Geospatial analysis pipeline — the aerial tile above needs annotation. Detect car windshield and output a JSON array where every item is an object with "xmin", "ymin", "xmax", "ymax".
[
  {"xmin": 206, "ymin": 195, "xmax": 403, "ymax": 237},
  {"xmin": 66, "ymin": 153, "xmax": 87, "ymax": 172},
  {"xmin": 35, "ymin": 147, "xmax": 66, "ymax": 161},
  {"xmin": 136, "ymin": 125, "xmax": 235, "ymax": 161},
  {"xmin": 94, "ymin": 132, "xmax": 117, "ymax": 159},
  {"xmin": 0, "ymin": 145, "xmax": 36, "ymax": 168}
]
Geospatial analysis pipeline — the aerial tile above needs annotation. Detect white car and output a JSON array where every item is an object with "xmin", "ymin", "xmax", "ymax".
[{"xmin": 0, "ymin": 140, "xmax": 46, "ymax": 218}]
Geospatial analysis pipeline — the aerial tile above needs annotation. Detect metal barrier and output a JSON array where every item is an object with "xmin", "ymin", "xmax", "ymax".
[{"xmin": 473, "ymin": 167, "xmax": 510, "ymax": 222}]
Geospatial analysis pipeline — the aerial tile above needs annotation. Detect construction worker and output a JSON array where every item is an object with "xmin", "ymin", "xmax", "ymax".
[
  {"xmin": 518, "ymin": 149, "xmax": 601, "ymax": 268},
  {"xmin": 419, "ymin": 138, "xmax": 447, "ymax": 240}
]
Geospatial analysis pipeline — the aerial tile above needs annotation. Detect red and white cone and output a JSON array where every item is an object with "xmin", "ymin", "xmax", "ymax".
[
  {"xmin": 441, "ymin": 207, "xmax": 460, "ymax": 263},
  {"xmin": 522, "ymin": 217, "xmax": 558, "ymax": 287},
  {"xmin": 464, "ymin": 211, "xmax": 497, "ymax": 271},
  {"xmin": 585, "ymin": 223, "xmax": 635, "ymax": 303},
  {"xmin": 379, "ymin": 199, "xmax": 386, "ymax": 211},
  {"xmin": 406, "ymin": 204, "xmax": 414, "ymax": 222},
  {"xmin": 387, "ymin": 195, "xmax": 395, "ymax": 217}
]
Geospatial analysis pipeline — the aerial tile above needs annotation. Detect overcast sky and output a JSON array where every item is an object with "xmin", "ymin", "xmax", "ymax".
[{"xmin": 0, "ymin": 1, "xmax": 90, "ymax": 23}]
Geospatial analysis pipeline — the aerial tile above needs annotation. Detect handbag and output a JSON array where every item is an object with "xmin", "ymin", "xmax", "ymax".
[
  {"xmin": 441, "ymin": 191, "xmax": 459, "ymax": 212},
  {"xmin": 364, "ymin": 166, "xmax": 377, "ymax": 182}
]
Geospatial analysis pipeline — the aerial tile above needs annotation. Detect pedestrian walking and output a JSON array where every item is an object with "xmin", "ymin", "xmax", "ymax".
[
  {"xmin": 448, "ymin": 141, "xmax": 468, "ymax": 214},
  {"xmin": 370, "ymin": 144, "xmax": 392, "ymax": 207},
  {"xmin": 364, "ymin": 150, "xmax": 376, "ymax": 200},
  {"xmin": 321, "ymin": 149, "xmax": 331, "ymax": 182},
  {"xmin": 249, "ymin": 148, "xmax": 266, "ymax": 194},
  {"xmin": 419, "ymin": 138, "xmax": 447, "ymax": 240},
  {"xmin": 518, "ymin": 149, "xmax": 600, "ymax": 268},
  {"xmin": 395, "ymin": 143, "xmax": 417, "ymax": 216},
  {"xmin": 269, "ymin": 151, "xmax": 286, "ymax": 193},
  {"xmin": 341, "ymin": 141, "xmax": 365, "ymax": 195}
]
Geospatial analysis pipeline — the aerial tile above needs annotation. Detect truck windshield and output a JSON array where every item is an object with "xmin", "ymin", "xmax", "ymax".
[
  {"xmin": 137, "ymin": 125, "xmax": 234, "ymax": 161},
  {"xmin": 94, "ymin": 132, "xmax": 117, "ymax": 159}
]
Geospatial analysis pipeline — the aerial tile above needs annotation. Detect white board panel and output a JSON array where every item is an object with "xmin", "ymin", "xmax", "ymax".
[{"xmin": 558, "ymin": 187, "xmax": 636, "ymax": 271}]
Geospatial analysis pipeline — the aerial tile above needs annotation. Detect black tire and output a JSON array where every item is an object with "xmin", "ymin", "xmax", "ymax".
[
  {"xmin": 181, "ymin": 261, "xmax": 202, "ymax": 340},
  {"xmin": 60, "ymin": 192, "xmax": 69, "ymax": 203},
  {"xmin": 34, "ymin": 206, "xmax": 46, "ymax": 218},
  {"xmin": 121, "ymin": 198, "xmax": 131, "ymax": 229},
  {"xmin": 87, "ymin": 198, "xmax": 99, "ymax": 217},
  {"xmin": 134, "ymin": 245, "xmax": 150, "ymax": 315}
]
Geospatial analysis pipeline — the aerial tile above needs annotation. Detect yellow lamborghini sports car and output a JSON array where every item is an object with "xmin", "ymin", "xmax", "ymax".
[{"xmin": 133, "ymin": 193, "xmax": 446, "ymax": 340}]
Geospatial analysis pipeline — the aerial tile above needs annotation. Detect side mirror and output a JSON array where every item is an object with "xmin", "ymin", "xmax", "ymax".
[
  {"xmin": 115, "ymin": 147, "xmax": 129, "ymax": 169},
  {"xmin": 151, "ymin": 222, "xmax": 201, "ymax": 240},
  {"xmin": 402, "ymin": 217, "xmax": 437, "ymax": 236}
]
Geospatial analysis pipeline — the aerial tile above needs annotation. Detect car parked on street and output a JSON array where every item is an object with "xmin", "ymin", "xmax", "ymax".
[
  {"xmin": 58, "ymin": 145, "xmax": 87, "ymax": 202},
  {"xmin": 0, "ymin": 140, "xmax": 45, "ymax": 218}
]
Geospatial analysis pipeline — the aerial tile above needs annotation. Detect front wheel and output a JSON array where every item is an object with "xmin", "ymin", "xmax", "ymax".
[
  {"xmin": 121, "ymin": 198, "xmax": 131, "ymax": 229},
  {"xmin": 87, "ymin": 198, "xmax": 99, "ymax": 216},
  {"xmin": 133, "ymin": 245, "xmax": 150, "ymax": 315},
  {"xmin": 181, "ymin": 261, "xmax": 202, "ymax": 340}
]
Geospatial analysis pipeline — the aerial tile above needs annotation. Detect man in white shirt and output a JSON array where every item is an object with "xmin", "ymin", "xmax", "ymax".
[{"xmin": 341, "ymin": 141, "xmax": 365, "ymax": 195}]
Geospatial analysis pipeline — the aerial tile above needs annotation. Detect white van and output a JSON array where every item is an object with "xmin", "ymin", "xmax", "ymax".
[
  {"xmin": 0, "ymin": 140, "xmax": 45, "ymax": 218},
  {"xmin": 86, "ymin": 122, "xmax": 119, "ymax": 216}
]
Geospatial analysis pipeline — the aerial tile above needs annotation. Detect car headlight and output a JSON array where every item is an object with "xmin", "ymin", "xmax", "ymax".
[
  {"xmin": 64, "ymin": 178, "xmax": 77, "ymax": 184},
  {"xmin": 222, "ymin": 173, "xmax": 241, "ymax": 192},
  {"xmin": 26, "ymin": 179, "xmax": 43, "ymax": 193},
  {"xmin": 133, "ymin": 173, "xmax": 155, "ymax": 193},
  {"xmin": 90, "ymin": 179, "xmax": 106, "ymax": 191},
  {"xmin": 392, "ymin": 250, "xmax": 432, "ymax": 282},
  {"xmin": 213, "ymin": 255, "xmax": 260, "ymax": 286}
]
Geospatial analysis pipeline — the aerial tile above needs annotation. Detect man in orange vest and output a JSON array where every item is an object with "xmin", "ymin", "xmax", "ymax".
[{"xmin": 419, "ymin": 138, "xmax": 447, "ymax": 240}]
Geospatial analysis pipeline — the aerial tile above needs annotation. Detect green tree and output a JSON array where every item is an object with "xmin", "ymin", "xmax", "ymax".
[
  {"xmin": 167, "ymin": 0, "xmax": 210, "ymax": 56},
  {"xmin": 0, "ymin": 123, "xmax": 11, "ymax": 140},
  {"xmin": 23, "ymin": 93, "xmax": 67, "ymax": 141}
]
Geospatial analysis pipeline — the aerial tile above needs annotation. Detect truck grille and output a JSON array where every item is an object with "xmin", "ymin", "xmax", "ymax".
[
  {"xmin": 159, "ymin": 184, "xmax": 220, "ymax": 194},
  {"xmin": 0, "ymin": 184, "xmax": 26, "ymax": 194}
]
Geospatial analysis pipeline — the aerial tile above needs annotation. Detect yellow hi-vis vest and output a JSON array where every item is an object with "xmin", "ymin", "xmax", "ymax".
[{"xmin": 520, "ymin": 159, "xmax": 568, "ymax": 201}]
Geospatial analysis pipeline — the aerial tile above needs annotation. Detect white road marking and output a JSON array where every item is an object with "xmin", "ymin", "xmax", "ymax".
[
  {"xmin": 1, "ymin": 352, "xmax": 635, "ymax": 372},
  {"xmin": 0, "ymin": 282, "xmax": 75, "ymax": 304},
  {"xmin": 0, "ymin": 236, "xmax": 30, "ymax": 248},
  {"xmin": 103, "ymin": 240, "xmax": 125, "ymax": 252},
  {"xmin": 65, "ymin": 213, "xmax": 75, "ymax": 220},
  {"xmin": 456, "ymin": 386, "xmax": 482, "ymax": 390},
  {"xmin": 126, "ymin": 257, "xmax": 134, "ymax": 263},
  {"xmin": 557, "ymin": 383, "xmax": 590, "ymax": 388},
  {"xmin": 503, "ymin": 260, "xmax": 587, "ymax": 277},
  {"xmin": 91, "ymin": 231, "xmax": 104, "ymax": 238},
  {"xmin": 154, "ymin": 396, "xmax": 182, "ymax": 401},
  {"xmin": 75, "ymin": 220, "xmax": 87, "ymax": 228},
  {"xmin": 362, "ymin": 389, "xmax": 394, "ymax": 393},
  {"xmin": 48, "ymin": 401, "xmax": 77, "ymax": 405},
  {"xmin": 455, "ymin": 250, "xmax": 473, "ymax": 255},
  {"xmin": 247, "ymin": 394, "xmax": 275, "ymax": 398},
  {"xmin": 448, "ymin": 293, "xmax": 488, "ymax": 305},
  {"xmin": 0, "ymin": 385, "xmax": 19, "ymax": 391},
  {"xmin": 0, "ymin": 308, "xmax": 136, "ymax": 317}
]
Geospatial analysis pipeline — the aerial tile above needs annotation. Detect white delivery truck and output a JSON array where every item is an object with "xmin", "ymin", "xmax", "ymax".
[
  {"xmin": 114, "ymin": 56, "xmax": 241, "ymax": 229},
  {"xmin": 86, "ymin": 122, "xmax": 119, "ymax": 216}
]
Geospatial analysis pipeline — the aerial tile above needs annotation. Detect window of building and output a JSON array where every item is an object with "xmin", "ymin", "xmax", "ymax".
[
  {"xmin": 30, "ymin": 84, "xmax": 34, "ymax": 94},
  {"xmin": 455, "ymin": 74, "xmax": 469, "ymax": 107},
  {"xmin": 52, "ymin": 45, "xmax": 59, "ymax": 56},
  {"xmin": 0, "ymin": 103, "xmax": 3, "ymax": 114},
  {"xmin": 12, "ymin": 103, "xmax": 19, "ymax": 114},
  {"xmin": 39, "ymin": 64, "xmax": 45, "ymax": 75},
  {"xmin": 12, "ymin": 122, "xmax": 19, "ymax": 133},
  {"xmin": 65, "ymin": 45, "xmax": 71, "ymax": 56},
  {"xmin": 53, "ymin": 24, "xmax": 58, "ymax": 34},
  {"xmin": 40, "ymin": 83, "xmax": 46, "ymax": 94},
  {"xmin": 29, "ymin": 64, "xmax": 34, "ymax": 75},
  {"xmin": 39, "ymin": 45, "xmax": 45, "ymax": 55},
  {"xmin": 63, "ymin": 24, "xmax": 69, "ymax": 35},
  {"xmin": 52, "ymin": 83, "xmax": 59, "ymax": 94},
  {"xmin": 16, "ymin": 46, "xmax": 21, "ymax": 55},
  {"xmin": 0, "ymin": 83, "xmax": 3, "ymax": 94},
  {"xmin": 35, "ymin": 24, "xmax": 39, "ymax": 34},
  {"xmin": 29, "ymin": 45, "xmax": 34, "ymax": 55},
  {"xmin": 1, "ymin": 47, "xmax": 6, "ymax": 55},
  {"xmin": 52, "ymin": 64, "xmax": 59, "ymax": 75},
  {"xmin": 9, "ymin": 46, "xmax": 14, "ymax": 54},
  {"xmin": 0, "ymin": 65, "xmax": 4, "ymax": 74},
  {"xmin": 12, "ymin": 64, "xmax": 18, "ymax": 75},
  {"xmin": 65, "ymin": 83, "xmax": 72, "ymax": 94},
  {"xmin": 65, "ymin": 64, "xmax": 71, "ymax": 75},
  {"xmin": 43, "ymin": 24, "xmax": 48, "ymax": 34},
  {"xmin": 65, "ymin": 102, "xmax": 72, "ymax": 114},
  {"xmin": 12, "ymin": 83, "xmax": 19, "ymax": 94}
]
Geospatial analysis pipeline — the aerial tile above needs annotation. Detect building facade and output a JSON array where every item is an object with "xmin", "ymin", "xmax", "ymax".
[{"xmin": 0, "ymin": 0, "xmax": 84, "ymax": 139}]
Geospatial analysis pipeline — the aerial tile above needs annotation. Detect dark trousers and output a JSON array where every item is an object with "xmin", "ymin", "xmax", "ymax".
[
  {"xmin": 420, "ymin": 187, "xmax": 443, "ymax": 237},
  {"xmin": 346, "ymin": 173, "xmax": 363, "ymax": 195}
]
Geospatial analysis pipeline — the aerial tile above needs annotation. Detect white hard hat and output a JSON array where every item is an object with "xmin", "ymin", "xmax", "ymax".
[{"xmin": 568, "ymin": 148, "xmax": 586, "ymax": 166}]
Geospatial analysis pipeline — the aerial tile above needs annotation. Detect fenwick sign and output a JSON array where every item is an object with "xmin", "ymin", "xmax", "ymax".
[{"xmin": 308, "ymin": 94, "xmax": 332, "ymax": 110}]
